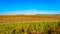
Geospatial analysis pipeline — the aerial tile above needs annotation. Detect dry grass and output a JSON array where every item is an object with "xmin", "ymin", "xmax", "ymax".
[{"xmin": 0, "ymin": 15, "xmax": 60, "ymax": 23}]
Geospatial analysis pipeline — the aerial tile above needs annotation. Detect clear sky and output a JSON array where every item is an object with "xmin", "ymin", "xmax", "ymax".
[{"xmin": 0, "ymin": 0, "xmax": 60, "ymax": 15}]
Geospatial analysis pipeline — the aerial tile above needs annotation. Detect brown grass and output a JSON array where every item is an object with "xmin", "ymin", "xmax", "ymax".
[{"xmin": 0, "ymin": 15, "xmax": 60, "ymax": 23}]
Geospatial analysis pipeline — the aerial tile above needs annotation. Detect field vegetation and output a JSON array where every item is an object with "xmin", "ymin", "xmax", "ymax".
[
  {"xmin": 0, "ymin": 21, "xmax": 60, "ymax": 34},
  {"xmin": 0, "ymin": 15, "xmax": 60, "ymax": 23},
  {"xmin": 0, "ymin": 15, "xmax": 60, "ymax": 34}
]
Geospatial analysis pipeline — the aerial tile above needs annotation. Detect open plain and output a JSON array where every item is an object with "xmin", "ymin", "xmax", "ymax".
[{"xmin": 0, "ymin": 15, "xmax": 60, "ymax": 23}]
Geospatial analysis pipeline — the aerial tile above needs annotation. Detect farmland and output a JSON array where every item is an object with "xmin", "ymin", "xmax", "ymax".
[
  {"xmin": 0, "ymin": 15, "xmax": 60, "ymax": 34},
  {"xmin": 0, "ymin": 22, "xmax": 59, "ymax": 34},
  {"xmin": 0, "ymin": 15, "xmax": 60, "ymax": 23}
]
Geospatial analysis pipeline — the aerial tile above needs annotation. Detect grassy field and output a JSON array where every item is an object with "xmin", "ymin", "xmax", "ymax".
[
  {"xmin": 0, "ymin": 21, "xmax": 60, "ymax": 34},
  {"xmin": 0, "ymin": 15, "xmax": 60, "ymax": 34},
  {"xmin": 0, "ymin": 15, "xmax": 60, "ymax": 23}
]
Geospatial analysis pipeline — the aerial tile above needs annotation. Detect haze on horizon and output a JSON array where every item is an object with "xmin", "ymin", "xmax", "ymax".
[{"xmin": 0, "ymin": 0, "xmax": 60, "ymax": 15}]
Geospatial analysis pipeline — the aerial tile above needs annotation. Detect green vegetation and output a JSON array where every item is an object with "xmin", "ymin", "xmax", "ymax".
[{"xmin": 0, "ymin": 21, "xmax": 59, "ymax": 34}]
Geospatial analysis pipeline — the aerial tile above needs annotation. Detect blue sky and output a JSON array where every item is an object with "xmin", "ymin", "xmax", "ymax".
[{"xmin": 0, "ymin": 0, "xmax": 60, "ymax": 15}]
